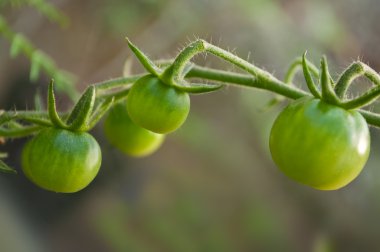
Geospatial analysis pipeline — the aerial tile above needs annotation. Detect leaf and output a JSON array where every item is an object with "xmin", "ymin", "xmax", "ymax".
[{"xmin": 10, "ymin": 34, "xmax": 25, "ymax": 58}]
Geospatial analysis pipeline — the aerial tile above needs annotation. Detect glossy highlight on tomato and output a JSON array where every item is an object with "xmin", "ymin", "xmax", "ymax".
[
  {"xmin": 269, "ymin": 97, "xmax": 370, "ymax": 190},
  {"xmin": 104, "ymin": 102, "xmax": 165, "ymax": 157},
  {"xmin": 127, "ymin": 74, "xmax": 190, "ymax": 134},
  {"xmin": 22, "ymin": 128, "xmax": 102, "ymax": 193}
]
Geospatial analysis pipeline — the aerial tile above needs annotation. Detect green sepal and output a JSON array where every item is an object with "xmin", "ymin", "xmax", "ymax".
[
  {"xmin": 302, "ymin": 52, "xmax": 321, "ymax": 98},
  {"xmin": 320, "ymin": 56, "xmax": 339, "ymax": 104},
  {"xmin": 48, "ymin": 80, "xmax": 68, "ymax": 128},
  {"xmin": 23, "ymin": 116, "xmax": 53, "ymax": 127},
  {"xmin": 66, "ymin": 85, "xmax": 96, "ymax": 131},
  {"xmin": 174, "ymin": 82, "xmax": 224, "ymax": 94},
  {"xmin": 0, "ymin": 159, "xmax": 17, "ymax": 174},
  {"xmin": 126, "ymin": 37, "xmax": 161, "ymax": 76}
]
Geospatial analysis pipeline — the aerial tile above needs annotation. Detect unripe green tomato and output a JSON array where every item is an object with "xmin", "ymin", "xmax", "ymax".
[
  {"xmin": 22, "ymin": 128, "xmax": 102, "ymax": 193},
  {"xmin": 269, "ymin": 97, "xmax": 370, "ymax": 190},
  {"xmin": 104, "ymin": 102, "xmax": 165, "ymax": 157},
  {"xmin": 127, "ymin": 74, "xmax": 190, "ymax": 134}
]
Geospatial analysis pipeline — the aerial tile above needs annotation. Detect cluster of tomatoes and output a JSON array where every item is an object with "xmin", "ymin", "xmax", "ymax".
[
  {"xmin": 20, "ymin": 40, "xmax": 372, "ymax": 193},
  {"xmin": 22, "ymin": 71, "xmax": 371, "ymax": 193},
  {"xmin": 21, "ymin": 75, "xmax": 190, "ymax": 193}
]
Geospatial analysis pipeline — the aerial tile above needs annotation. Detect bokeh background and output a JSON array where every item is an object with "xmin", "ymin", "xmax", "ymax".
[{"xmin": 1, "ymin": 0, "xmax": 380, "ymax": 251}]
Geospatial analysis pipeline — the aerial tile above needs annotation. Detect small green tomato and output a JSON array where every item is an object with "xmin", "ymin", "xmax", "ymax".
[
  {"xmin": 269, "ymin": 97, "xmax": 370, "ymax": 190},
  {"xmin": 104, "ymin": 102, "xmax": 164, "ymax": 157},
  {"xmin": 127, "ymin": 74, "xmax": 190, "ymax": 134},
  {"xmin": 22, "ymin": 128, "xmax": 102, "ymax": 193}
]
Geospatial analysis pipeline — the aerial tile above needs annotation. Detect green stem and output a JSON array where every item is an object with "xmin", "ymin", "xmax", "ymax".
[
  {"xmin": 161, "ymin": 40, "xmax": 205, "ymax": 85},
  {"xmin": 0, "ymin": 125, "xmax": 43, "ymax": 138},
  {"xmin": 0, "ymin": 111, "xmax": 52, "ymax": 127},
  {"xmin": 357, "ymin": 110, "xmax": 380, "ymax": 128},
  {"xmin": 340, "ymin": 85, "xmax": 380, "ymax": 110},
  {"xmin": 335, "ymin": 61, "xmax": 380, "ymax": 98},
  {"xmin": 187, "ymin": 65, "xmax": 309, "ymax": 99}
]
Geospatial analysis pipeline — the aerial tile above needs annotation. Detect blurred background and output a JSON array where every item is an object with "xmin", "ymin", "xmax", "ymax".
[{"xmin": 1, "ymin": 0, "xmax": 380, "ymax": 251}]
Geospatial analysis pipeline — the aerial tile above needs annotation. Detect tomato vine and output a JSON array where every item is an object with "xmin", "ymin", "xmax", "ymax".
[{"xmin": 2, "ymin": 38, "xmax": 380, "ymax": 192}]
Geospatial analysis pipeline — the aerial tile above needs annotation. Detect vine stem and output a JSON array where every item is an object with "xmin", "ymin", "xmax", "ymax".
[
  {"xmin": 166, "ymin": 40, "xmax": 309, "ymax": 99},
  {"xmin": 335, "ymin": 61, "xmax": 380, "ymax": 99},
  {"xmin": 1, "ymin": 63, "xmax": 380, "ymax": 137},
  {"xmin": 3, "ymin": 39, "xmax": 380, "ymax": 139}
]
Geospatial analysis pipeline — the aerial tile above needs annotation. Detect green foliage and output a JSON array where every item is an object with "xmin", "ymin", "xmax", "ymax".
[
  {"xmin": 0, "ymin": 3, "xmax": 77, "ymax": 100},
  {"xmin": 0, "ymin": 0, "xmax": 68, "ymax": 27}
]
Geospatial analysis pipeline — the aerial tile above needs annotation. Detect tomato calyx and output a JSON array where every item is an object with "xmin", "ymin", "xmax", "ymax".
[
  {"xmin": 301, "ymin": 53, "xmax": 380, "ymax": 111},
  {"xmin": 47, "ymin": 80, "xmax": 114, "ymax": 132},
  {"xmin": 127, "ymin": 38, "xmax": 223, "ymax": 94}
]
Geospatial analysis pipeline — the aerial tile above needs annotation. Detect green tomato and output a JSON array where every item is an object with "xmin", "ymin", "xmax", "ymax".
[
  {"xmin": 127, "ymin": 74, "xmax": 190, "ymax": 134},
  {"xmin": 269, "ymin": 97, "xmax": 370, "ymax": 190},
  {"xmin": 104, "ymin": 102, "xmax": 165, "ymax": 157},
  {"xmin": 22, "ymin": 128, "xmax": 102, "ymax": 193}
]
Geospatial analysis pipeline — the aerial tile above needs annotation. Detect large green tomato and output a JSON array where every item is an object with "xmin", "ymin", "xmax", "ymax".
[
  {"xmin": 22, "ymin": 128, "xmax": 102, "ymax": 193},
  {"xmin": 269, "ymin": 97, "xmax": 370, "ymax": 190},
  {"xmin": 104, "ymin": 102, "xmax": 165, "ymax": 157},
  {"xmin": 127, "ymin": 74, "xmax": 190, "ymax": 134}
]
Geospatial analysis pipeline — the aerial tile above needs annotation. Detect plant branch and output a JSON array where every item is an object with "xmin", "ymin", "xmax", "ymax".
[{"xmin": 335, "ymin": 61, "xmax": 380, "ymax": 99}]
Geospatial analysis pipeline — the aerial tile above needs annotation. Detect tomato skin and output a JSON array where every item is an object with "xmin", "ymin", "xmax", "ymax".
[
  {"xmin": 127, "ymin": 74, "xmax": 190, "ymax": 134},
  {"xmin": 269, "ymin": 97, "xmax": 370, "ymax": 190},
  {"xmin": 22, "ymin": 128, "xmax": 102, "ymax": 193},
  {"xmin": 104, "ymin": 102, "xmax": 165, "ymax": 157}
]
